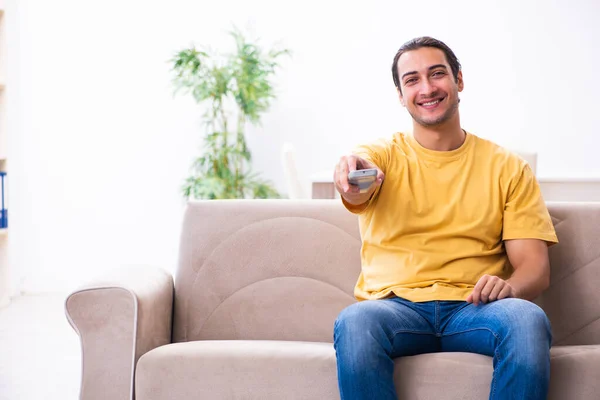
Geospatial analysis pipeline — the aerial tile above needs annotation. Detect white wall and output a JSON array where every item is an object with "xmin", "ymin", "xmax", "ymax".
[{"xmin": 7, "ymin": 0, "xmax": 600, "ymax": 293}]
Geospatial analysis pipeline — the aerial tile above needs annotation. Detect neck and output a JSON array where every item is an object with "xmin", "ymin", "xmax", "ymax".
[{"xmin": 412, "ymin": 115, "xmax": 465, "ymax": 151}]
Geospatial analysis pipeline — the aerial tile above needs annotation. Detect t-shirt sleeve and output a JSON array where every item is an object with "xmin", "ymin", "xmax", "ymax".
[
  {"xmin": 353, "ymin": 141, "xmax": 389, "ymax": 174},
  {"xmin": 502, "ymin": 163, "xmax": 558, "ymax": 245},
  {"xmin": 341, "ymin": 139, "xmax": 390, "ymax": 215}
]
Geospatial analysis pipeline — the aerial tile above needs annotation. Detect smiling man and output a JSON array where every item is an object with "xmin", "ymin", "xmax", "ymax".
[{"xmin": 332, "ymin": 37, "xmax": 558, "ymax": 400}]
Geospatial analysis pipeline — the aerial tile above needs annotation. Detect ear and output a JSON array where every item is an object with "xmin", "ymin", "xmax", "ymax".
[
  {"xmin": 457, "ymin": 70, "xmax": 464, "ymax": 92},
  {"xmin": 397, "ymin": 87, "xmax": 405, "ymax": 107}
]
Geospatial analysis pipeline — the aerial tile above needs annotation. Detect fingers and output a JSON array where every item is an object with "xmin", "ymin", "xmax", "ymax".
[
  {"xmin": 334, "ymin": 154, "xmax": 385, "ymax": 197},
  {"xmin": 497, "ymin": 285, "xmax": 513, "ymax": 300},
  {"xmin": 468, "ymin": 275, "xmax": 514, "ymax": 306},
  {"xmin": 347, "ymin": 155, "xmax": 358, "ymax": 173},
  {"xmin": 335, "ymin": 156, "xmax": 348, "ymax": 192},
  {"xmin": 487, "ymin": 279, "xmax": 505, "ymax": 302},
  {"xmin": 373, "ymin": 173, "xmax": 385, "ymax": 190},
  {"xmin": 468, "ymin": 275, "xmax": 488, "ymax": 305},
  {"xmin": 479, "ymin": 276, "xmax": 500, "ymax": 303},
  {"xmin": 334, "ymin": 156, "xmax": 359, "ymax": 193},
  {"xmin": 357, "ymin": 157, "xmax": 374, "ymax": 170}
]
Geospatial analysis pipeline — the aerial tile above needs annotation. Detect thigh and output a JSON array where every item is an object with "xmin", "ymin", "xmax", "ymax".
[
  {"xmin": 335, "ymin": 298, "xmax": 439, "ymax": 357},
  {"xmin": 440, "ymin": 298, "xmax": 552, "ymax": 355}
]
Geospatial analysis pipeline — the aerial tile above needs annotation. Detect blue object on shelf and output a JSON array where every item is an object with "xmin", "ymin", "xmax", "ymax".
[{"xmin": 0, "ymin": 172, "xmax": 6, "ymax": 229}]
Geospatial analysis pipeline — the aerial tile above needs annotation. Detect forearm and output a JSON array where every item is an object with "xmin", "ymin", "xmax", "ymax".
[
  {"xmin": 506, "ymin": 262, "xmax": 550, "ymax": 301},
  {"xmin": 342, "ymin": 190, "xmax": 375, "ymax": 205}
]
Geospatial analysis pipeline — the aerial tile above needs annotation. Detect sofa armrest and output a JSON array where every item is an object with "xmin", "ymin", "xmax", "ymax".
[{"xmin": 65, "ymin": 266, "xmax": 174, "ymax": 400}]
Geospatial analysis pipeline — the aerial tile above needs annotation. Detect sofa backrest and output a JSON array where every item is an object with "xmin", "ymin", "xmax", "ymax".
[
  {"xmin": 536, "ymin": 202, "xmax": 600, "ymax": 346},
  {"xmin": 172, "ymin": 200, "xmax": 361, "ymax": 344},
  {"xmin": 172, "ymin": 200, "xmax": 600, "ymax": 346}
]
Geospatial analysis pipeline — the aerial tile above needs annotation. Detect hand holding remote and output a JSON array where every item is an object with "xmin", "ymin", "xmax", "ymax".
[{"xmin": 334, "ymin": 155, "xmax": 385, "ymax": 205}]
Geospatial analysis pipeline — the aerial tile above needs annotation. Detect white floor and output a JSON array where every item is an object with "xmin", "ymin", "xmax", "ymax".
[{"xmin": 0, "ymin": 294, "xmax": 81, "ymax": 399}]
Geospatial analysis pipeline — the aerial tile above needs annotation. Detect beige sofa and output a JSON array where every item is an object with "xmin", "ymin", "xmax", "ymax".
[{"xmin": 65, "ymin": 200, "xmax": 600, "ymax": 400}]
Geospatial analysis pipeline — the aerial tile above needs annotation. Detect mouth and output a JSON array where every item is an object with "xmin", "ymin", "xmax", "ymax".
[{"xmin": 417, "ymin": 96, "xmax": 445, "ymax": 110}]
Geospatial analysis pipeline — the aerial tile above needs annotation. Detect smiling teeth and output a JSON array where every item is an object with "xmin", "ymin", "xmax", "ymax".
[{"xmin": 422, "ymin": 100, "xmax": 439, "ymax": 106}]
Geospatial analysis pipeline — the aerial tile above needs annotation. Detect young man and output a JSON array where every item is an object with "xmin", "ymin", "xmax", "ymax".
[{"xmin": 332, "ymin": 37, "xmax": 558, "ymax": 400}]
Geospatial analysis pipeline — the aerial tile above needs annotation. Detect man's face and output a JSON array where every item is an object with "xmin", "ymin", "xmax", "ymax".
[{"xmin": 396, "ymin": 47, "xmax": 464, "ymax": 127}]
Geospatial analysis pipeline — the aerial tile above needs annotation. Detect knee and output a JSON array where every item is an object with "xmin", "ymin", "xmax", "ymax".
[
  {"xmin": 497, "ymin": 299, "xmax": 552, "ymax": 345},
  {"xmin": 334, "ymin": 302, "xmax": 367, "ymax": 338},
  {"xmin": 334, "ymin": 301, "xmax": 384, "ymax": 342},
  {"xmin": 334, "ymin": 301, "xmax": 394, "ymax": 369}
]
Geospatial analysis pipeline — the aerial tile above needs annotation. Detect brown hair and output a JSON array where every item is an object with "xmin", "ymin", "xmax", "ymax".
[{"xmin": 392, "ymin": 37, "xmax": 461, "ymax": 92}]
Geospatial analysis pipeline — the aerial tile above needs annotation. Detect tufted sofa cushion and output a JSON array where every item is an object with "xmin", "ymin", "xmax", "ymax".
[{"xmin": 172, "ymin": 200, "xmax": 361, "ymax": 343}]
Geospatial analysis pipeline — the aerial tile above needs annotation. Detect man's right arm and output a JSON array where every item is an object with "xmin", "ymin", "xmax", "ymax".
[{"xmin": 334, "ymin": 154, "xmax": 385, "ymax": 207}]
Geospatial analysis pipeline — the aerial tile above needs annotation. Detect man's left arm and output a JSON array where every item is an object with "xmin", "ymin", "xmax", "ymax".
[
  {"xmin": 467, "ymin": 239, "xmax": 550, "ymax": 305},
  {"xmin": 505, "ymin": 238, "xmax": 551, "ymax": 300}
]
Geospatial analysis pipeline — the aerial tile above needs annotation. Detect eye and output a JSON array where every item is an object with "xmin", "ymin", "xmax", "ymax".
[
  {"xmin": 404, "ymin": 77, "xmax": 417, "ymax": 85},
  {"xmin": 432, "ymin": 71, "xmax": 446, "ymax": 77}
]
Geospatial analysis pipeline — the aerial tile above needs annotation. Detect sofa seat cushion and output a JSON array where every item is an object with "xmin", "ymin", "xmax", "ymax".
[
  {"xmin": 135, "ymin": 340, "xmax": 338, "ymax": 400},
  {"xmin": 547, "ymin": 344, "xmax": 600, "ymax": 400},
  {"xmin": 135, "ymin": 340, "xmax": 600, "ymax": 400}
]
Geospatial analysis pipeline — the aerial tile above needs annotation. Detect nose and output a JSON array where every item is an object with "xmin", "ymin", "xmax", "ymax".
[{"xmin": 419, "ymin": 79, "xmax": 436, "ymax": 97}]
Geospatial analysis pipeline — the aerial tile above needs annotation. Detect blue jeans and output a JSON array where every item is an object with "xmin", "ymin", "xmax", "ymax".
[{"xmin": 333, "ymin": 297, "xmax": 552, "ymax": 400}]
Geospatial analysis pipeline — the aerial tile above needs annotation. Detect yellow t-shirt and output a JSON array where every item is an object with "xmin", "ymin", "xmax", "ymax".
[{"xmin": 343, "ymin": 131, "xmax": 558, "ymax": 302}]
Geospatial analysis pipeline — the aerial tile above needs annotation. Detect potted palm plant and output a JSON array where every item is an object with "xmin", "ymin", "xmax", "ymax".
[{"xmin": 171, "ymin": 28, "xmax": 290, "ymax": 199}]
